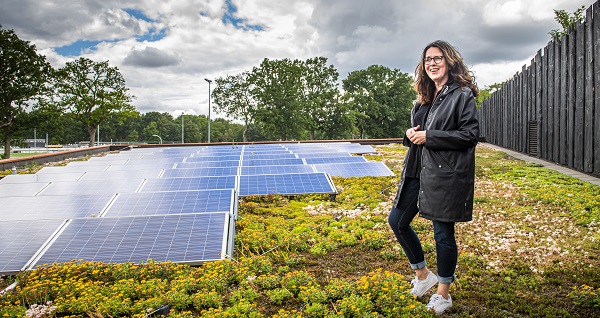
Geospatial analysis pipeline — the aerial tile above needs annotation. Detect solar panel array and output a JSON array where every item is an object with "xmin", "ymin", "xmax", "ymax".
[{"xmin": 0, "ymin": 142, "xmax": 392, "ymax": 274}]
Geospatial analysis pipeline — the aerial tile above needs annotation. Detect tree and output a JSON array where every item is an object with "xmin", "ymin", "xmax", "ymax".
[
  {"xmin": 300, "ymin": 57, "xmax": 343, "ymax": 140},
  {"xmin": 212, "ymin": 71, "xmax": 256, "ymax": 142},
  {"xmin": 549, "ymin": 5, "xmax": 585, "ymax": 40},
  {"xmin": 47, "ymin": 57, "xmax": 135, "ymax": 147},
  {"xmin": 250, "ymin": 58, "xmax": 305, "ymax": 140},
  {"xmin": 342, "ymin": 65, "xmax": 416, "ymax": 139},
  {"xmin": 0, "ymin": 26, "xmax": 50, "ymax": 158}
]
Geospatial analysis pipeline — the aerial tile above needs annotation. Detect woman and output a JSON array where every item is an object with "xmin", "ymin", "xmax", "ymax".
[{"xmin": 388, "ymin": 40, "xmax": 479, "ymax": 315}]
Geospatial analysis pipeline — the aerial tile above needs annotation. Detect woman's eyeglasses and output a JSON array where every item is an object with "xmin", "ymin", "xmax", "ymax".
[{"xmin": 424, "ymin": 56, "xmax": 444, "ymax": 65}]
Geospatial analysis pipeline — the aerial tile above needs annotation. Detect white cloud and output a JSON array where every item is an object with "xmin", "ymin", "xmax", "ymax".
[{"xmin": 0, "ymin": 0, "xmax": 596, "ymax": 116}]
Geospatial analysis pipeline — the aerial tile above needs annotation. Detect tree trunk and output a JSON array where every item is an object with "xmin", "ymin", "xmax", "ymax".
[
  {"xmin": 242, "ymin": 126, "xmax": 248, "ymax": 142},
  {"xmin": 87, "ymin": 126, "xmax": 97, "ymax": 147},
  {"xmin": 3, "ymin": 125, "xmax": 12, "ymax": 159},
  {"xmin": 310, "ymin": 130, "xmax": 315, "ymax": 140}
]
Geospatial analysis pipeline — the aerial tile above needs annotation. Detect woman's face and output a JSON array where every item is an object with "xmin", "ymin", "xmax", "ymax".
[{"xmin": 425, "ymin": 46, "xmax": 448, "ymax": 86}]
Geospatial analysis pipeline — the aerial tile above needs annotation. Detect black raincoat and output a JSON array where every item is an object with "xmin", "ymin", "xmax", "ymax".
[{"xmin": 393, "ymin": 83, "xmax": 479, "ymax": 222}]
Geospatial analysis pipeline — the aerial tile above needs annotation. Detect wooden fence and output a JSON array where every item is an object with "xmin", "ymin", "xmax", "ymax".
[{"xmin": 478, "ymin": 1, "xmax": 600, "ymax": 177}]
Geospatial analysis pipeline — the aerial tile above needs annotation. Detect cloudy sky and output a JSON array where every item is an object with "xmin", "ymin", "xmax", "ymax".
[{"xmin": 0, "ymin": 0, "xmax": 594, "ymax": 118}]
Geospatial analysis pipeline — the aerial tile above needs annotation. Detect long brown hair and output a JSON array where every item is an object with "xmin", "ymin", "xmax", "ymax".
[{"xmin": 414, "ymin": 40, "xmax": 479, "ymax": 105}]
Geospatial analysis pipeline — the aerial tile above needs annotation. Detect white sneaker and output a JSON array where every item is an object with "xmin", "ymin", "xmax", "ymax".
[
  {"xmin": 409, "ymin": 271, "xmax": 438, "ymax": 297},
  {"xmin": 426, "ymin": 293, "xmax": 452, "ymax": 315}
]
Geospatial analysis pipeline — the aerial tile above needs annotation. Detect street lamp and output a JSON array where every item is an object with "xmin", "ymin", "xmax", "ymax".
[
  {"xmin": 152, "ymin": 134, "xmax": 162, "ymax": 144},
  {"xmin": 204, "ymin": 78, "xmax": 212, "ymax": 143}
]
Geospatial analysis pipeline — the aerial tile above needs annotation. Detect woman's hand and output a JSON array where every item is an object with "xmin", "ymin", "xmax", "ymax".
[{"xmin": 406, "ymin": 125, "xmax": 426, "ymax": 145}]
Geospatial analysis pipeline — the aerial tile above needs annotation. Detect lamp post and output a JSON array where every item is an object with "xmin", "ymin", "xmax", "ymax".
[
  {"xmin": 152, "ymin": 134, "xmax": 162, "ymax": 144},
  {"xmin": 204, "ymin": 78, "xmax": 212, "ymax": 143}
]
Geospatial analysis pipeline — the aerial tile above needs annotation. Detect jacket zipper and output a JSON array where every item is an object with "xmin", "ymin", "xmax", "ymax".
[{"xmin": 425, "ymin": 85, "xmax": 447, "ymax": 130}]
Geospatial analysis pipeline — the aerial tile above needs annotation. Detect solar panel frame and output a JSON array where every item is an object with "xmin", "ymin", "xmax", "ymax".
[
  {"xmin": 313, "ymin": 162, "xmax": 395, "ymax": 177},
  {"xmin": 79, "ymin": 170, "xmax": 163, "ymax": 181},
  {"xmin": 161, "ymin": 167, "xmax": 239, "ymax": 178},
  {"xmin": 0, "ymin": 194, "xmax": 114, "ymax": 221},
  {"xmin": 125, "ymin": 157, "xmax": 186, "ymax": 164},
  {"xmin": 38, "ymin": 179, "xmax": 145, "ymax": 196},
  {"xmin": 240, "ymin": 164, "xmax": 315, "ymax": 176},
  {"xmin": 304, "ymin": 156, "xmax": 368, "ymax": 164},
  {"xmin": 0, "ymin": 172, "xmax": 85, "ymax": 183},
  {"xmin": 139, "ymin": 176, "xmax": 237, "ymax": 193},
  {"xmin": 31, "ymin": 213, "xmax": 231, "ymax": 266},
  {"xmin": 107, "ymin": 163, "xmax": 177, "ymax": 171},
  {"xmin": 36, "ymin": 165, "xmax": 111, "ymax": 173},
  {"xmin": 0, "ymin": 182, "xmax": 51, "ymax": 197},
  {"xmin": 327, "ymin": 144, "xmax": 377, "ymax": 154},
  {"xmin": 66, "ymin": 160, "xmax": 126, "ymax": 167},
  {"xmin": 294, "ymin": 152, "xmax": 351, "ymax": 158},
  {"xmin": 103, "ymin": 189, "xmax": 236, "ymax": 217},
  {"xmin": 241, "ymin": 153, "xmax": 297, "ymax": 160},
  {"xmin": 185, "ymin": 155, "xmax": 241, "ymax": 162},
  {"xmin": 0, "ymin": 219, "xmax": 67, "ymax": 275},
  {"xmin": 238, "ymin": 172, "xmax": 337, "ymax": 196},
  {"xmin": 240, "ymin": 158, "xmax": 305, "ymax": 166},
  {"xmin": 174, "ymin": 161, "xmax": 240, "ymax": 169}
]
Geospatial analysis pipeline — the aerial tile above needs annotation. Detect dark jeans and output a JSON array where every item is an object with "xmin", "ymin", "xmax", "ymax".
[{"xmin": 388, "ymin": 177, "xmax": 457, "ymax": 284}]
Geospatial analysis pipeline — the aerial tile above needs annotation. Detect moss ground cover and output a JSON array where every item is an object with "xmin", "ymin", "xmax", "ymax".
[{"xmin": 0, "ymin": 144, "xmax": 598, "ymax": 317}]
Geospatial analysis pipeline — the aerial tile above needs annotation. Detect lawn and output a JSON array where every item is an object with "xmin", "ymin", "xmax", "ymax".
[{"xmin": 0, "ymin": 144, "xmax": 598, "ymax": 317}]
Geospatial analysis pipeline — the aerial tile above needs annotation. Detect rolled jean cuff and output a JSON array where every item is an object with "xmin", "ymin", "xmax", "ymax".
[
  {"xmin": 410, "ymin": 260, "xmax": 427, "ymax": 270},
  {"xmin": 437, "ymin": 274, "xmax": 455, "ymax": 284}
]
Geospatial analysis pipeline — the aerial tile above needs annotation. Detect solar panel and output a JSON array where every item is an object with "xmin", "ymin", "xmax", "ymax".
[
  {"xmin": 161, "ymin": 167, "xmax": 239, "ymax": 178},
  {"xmin": 175, "ymin": 161, "xmax": 240, "ymax": 169},
  {"xmin": 304, "ymin": 156, "xmax": 368, "ymax": 164},
  {"xmin": 104, "ymin": 189, "xmax": 236, "ymax": 217},
  {"xmin": 243, "ymin": 145, "xmax": 285, "ymax": 150},
  {"xmin": 241, "ymin": 165, "xmax": 315, "ymax": 176},
  {"xmin": 0, "ymin": 219, "xmax": 66, "ymax": 274},
  {"xmin": 31, "ymin": 213, "xmax": 230, "ymax": 266},
  {"xmin": 39, "ymin": 179, "xmax": 145, "ymax": 196},
  {"xmin": 239, "ymin": 172, "xmax": 337, "ymax": 196},
  {"xmin": 79, "ymin": 170, "xmax": 163, "ymax": 181},
  {"xmin": 185, "ymin": 155, "xmax": 241, "ymax": 162},
  {"xmin": 313, "ymin": 162, "xmax": 395, "ymax": 177},
  {"xmin": 241, "ymin": 153, "xmax": 297, "ymax": 160},
  {"xmin": 241, "ymin": 158, "xmax": 304, "ymax": 166},
  {"xmin": 66, "ymin": 160, "xmax": 124, "ymax": 167},
  {"xmin": 36, "ymin": 165, "xmax": 111, "ymax": 173},
  {"xmin": 327, "ymin": 144, "xmax": 376, "ymax": 154},
  {"xmin": 294, "ymin": 152, "xmax": 351, "ymax": 158},
  {"xmin": 0, "ymin": 183, "xmax": 50, "ymax": 197},
  {"xmin": 126, "ymin": 157, "xmax": 185, "ymax": 164},
  {"xmin": 139, "ymin": 176, "xmax": 236, "ymax": 192},
  {"xmin": 0, "ymin": 172, "xmax": 84, "ymax": 183},
  {"xmin": 107, "ymin": 163, "xmax": 177, "ymax": 171},
  {"xmin": 0, "ymin": 194, "xmax": 114, "ymax": 221},
  {"xmin": 196, "ymin": 149, "xmax": 243, "ymax": 155}
]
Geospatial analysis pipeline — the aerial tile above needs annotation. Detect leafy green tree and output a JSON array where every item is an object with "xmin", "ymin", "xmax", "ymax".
[
  {"xmin": 300, "ymin": 57, "xmax": 343, "ymax": 140},
  {"xmin": 140, "ymin": 111, "xmax": 179, "ymax": 143},
  {"xmin": 250, "ymin": 58, "xmax": 305, "ymax": 140},
  {"xmin": 212, "ymin": 71, "xmax": 256, "ymax": 142},
  {"xmin": 317, "ymin": 97, "xmax": 354, "ymax": 139},
  {"xmin": 476, "ymin": 88, "xmax": 490, "ymax": 108},
  {"xmin": 342, "ymin": 65, "xmax": 415, "ymax": 139},
  {"xmin": 104, "ymin": 111, "xmax": 141, "ymax": 143},
  {"xmin": 185, "ymin": 114, "xmax": 206, "ymax": 143},
  {"xmin": 46, "ymin": 57, "xmax": 136, "ymax": 147},
  {"xmin": 549, "ymin": 5, "xmax": 585, "ymax": 40},
  {"xmin": 0, "ymin": 26, "xmax": 51, "ymax": 158},
  {"xmin": 476, "ymin": 81, "xmax": 506, "ymax": 107}
]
